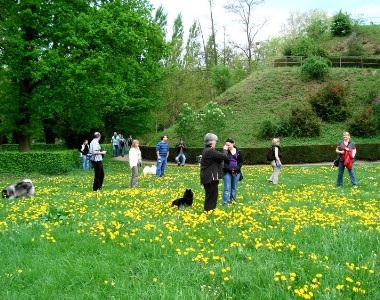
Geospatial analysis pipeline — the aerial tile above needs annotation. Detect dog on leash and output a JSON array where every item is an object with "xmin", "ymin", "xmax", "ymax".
[
  {"xmin": 171, "ymin": 189, "xmax": 194, "ymax": 208},
  {"xmin": 2, "ymin": 179, "xmax": 35, "ymax": 200},
  {"xmin": 143, "ymin": 165, "xmax": 157, "ymax": 175}
]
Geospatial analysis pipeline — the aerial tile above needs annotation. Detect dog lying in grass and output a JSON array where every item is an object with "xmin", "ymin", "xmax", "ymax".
[
  {"xmin": 2, "ymin": 179, "xmax": 35, "ymax": 200},
  {"xmin": 171, "ymin": 189, "xmax": 193, "ymax": 208}
]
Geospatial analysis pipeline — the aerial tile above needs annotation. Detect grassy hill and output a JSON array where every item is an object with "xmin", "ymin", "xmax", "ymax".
[
  {"xmin": 151, "ymin": 67, "xmax": 380, "ymax": 148},
  {"xmin": 147, "ymin": 25, "xmax": 380, "ymax": 148}
]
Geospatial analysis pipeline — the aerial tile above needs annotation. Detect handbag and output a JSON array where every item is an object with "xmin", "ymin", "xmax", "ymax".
[{"xmin": 332, "ymin": 159, "xmax": 339, "ymax": 167}]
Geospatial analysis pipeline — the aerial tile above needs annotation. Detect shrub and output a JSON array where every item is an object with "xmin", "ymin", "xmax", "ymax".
[
  {"xmin": 258, "ymin": 120, "xmax": 280, "ymax": 139},
  {"xmin": 306, "ymin": 18, "xmax": 329, "ymax": 39},
  {"xmin": 279, "ymin": 107, "xmax": 321, "ymax": 138},
  {"xmin": 349, "ymin": 106, "xmax": 378, "ymax": 137},
  {"xmin": 211, "ymin": 65, "xmax": 232, "ymax": 95},
  {"xmin": 290, "ymin": 37, "xmax": 328, "ymax": 58},
  {"xmin": 331, "ymin": 10, "xmax": 352, "ymax": 37},
  {"xmin": 309, "ymin": 81, "xmax": 350, "ymax": 122},
  {"xmin": 301, "ymin": 56, "xmax": 330, "ymax": 81}
]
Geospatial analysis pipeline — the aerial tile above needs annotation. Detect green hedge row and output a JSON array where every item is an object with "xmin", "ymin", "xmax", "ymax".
[
  {"xmin": 0, "ymin": 143, "xmax": 68, "ymax": 151},
  {"xmin": 140, "ymin": 143, "xmax": 380, "ymax": 164},
  {"xmin": 0, "ymin": 150, "xmax": 80, "ymax": 174}
]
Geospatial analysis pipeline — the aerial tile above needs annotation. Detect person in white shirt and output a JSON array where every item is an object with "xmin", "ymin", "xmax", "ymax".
[
  {"xmin": 129, "ymin": 139, "xmax": 142, "ymax": 188},
  {"xmin": 89, "ymin": 132, "xmax": 107, "ymax": 191}
]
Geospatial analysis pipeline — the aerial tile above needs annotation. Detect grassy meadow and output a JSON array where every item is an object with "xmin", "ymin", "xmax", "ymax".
[{"xmin": 0, "ymin": 158, "xmax": 379, "ymax": 299}]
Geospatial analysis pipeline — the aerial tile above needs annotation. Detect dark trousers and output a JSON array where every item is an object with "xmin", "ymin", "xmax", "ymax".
[
  {"xmin": 92, "ymin": 161, "xmax": 104, "ymax": 191},
  {"xmin": 203, "ymin": 180, "xmax": 219, "ymax": 211}
]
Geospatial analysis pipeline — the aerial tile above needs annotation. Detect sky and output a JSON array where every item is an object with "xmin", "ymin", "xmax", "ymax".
[{"xmin": 149, "ymin": 0, "xmax": 380, "ymax": 44}]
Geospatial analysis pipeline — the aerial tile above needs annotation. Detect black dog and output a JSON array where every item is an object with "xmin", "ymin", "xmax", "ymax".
[{"xmin": 171, "ymin": 189, "xmax": 194, "ymax": 208}]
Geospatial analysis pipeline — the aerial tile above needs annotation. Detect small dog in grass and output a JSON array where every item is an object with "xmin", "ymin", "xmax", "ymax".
[
  {"xmin": 171, "ymin": 189, "xmax": 194, "ymax": 208},
  {"xmin": 2, "ymin": 179, "xmax": 35, "ymax": 200}
]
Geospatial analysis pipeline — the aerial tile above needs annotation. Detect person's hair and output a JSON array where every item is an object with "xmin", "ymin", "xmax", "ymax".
[
  {"xmin": 204, "ymin": 133, "xmax": 218, "ymax": 146},
  {"xmin": 161, "ymin": 135, "xmax": 167, "ymax": 140},
  {"xmin": 132, "ymin": 139, "xmax": 139, "ymax": 147},
  {"xmin": 343, "ymin": 131, "xmax": 350, "ymax": 137},
  {"xmin": 272, "ymin": 137, "xmax": 280, "ymax": 145},
  {"xmin": 225, "ymin": 138, "xmax": 234, "ymax": 144},
  {"xmin": 83, "ymin": 139, "xmax": 88, "ymax": 143},
  {"xmin": 94, "ymin": 132, "xmax": 101, "ymax": 138}
]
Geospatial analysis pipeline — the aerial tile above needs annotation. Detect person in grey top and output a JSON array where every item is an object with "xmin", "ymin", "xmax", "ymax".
[
  {"xmin": 89, "ymin": 132, "xmax": 107, "ymax": 191},
  {"xmin": 200, "ymin": 133, "xmax": 228, "ymax": 212}
]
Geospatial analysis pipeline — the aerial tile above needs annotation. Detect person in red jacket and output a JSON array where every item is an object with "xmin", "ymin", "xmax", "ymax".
[{"xmin": 335, "ymin": 131, "xmax": 358, "ymax": 187}]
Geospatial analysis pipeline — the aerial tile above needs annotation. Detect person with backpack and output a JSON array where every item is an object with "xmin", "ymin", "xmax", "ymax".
[
  {"xmin": 267, "ymin": 138, "xmax": 282, "ymax": 184},
  {"xmin": 335, "ymin": 131, "xmax": 358, "ymax": 187},
  {"xmin": 119, "ymin": 134, "xmax": 126, "ymax": 157}
]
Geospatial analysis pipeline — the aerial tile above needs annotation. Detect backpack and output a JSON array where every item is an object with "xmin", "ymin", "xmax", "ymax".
[{"xmin": 267, "ymin": 146, "xmax": 275, "ymax": 161}]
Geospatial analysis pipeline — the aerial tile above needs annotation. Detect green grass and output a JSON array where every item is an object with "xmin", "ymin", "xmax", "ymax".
[{"xmin": 0, "ymin": 158, "xmax": 379, "ymax": 299}]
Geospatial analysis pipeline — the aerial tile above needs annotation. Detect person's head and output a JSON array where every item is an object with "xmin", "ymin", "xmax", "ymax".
[
  {"xmin": 272, "ymin": 138, "xmax": 280, "ymax": 145},
  {"xmin": 225, "ymin": 138, "xmax": 235, "ymax": 150},
  {"xmin": 94, "ymin": 132, "xmax": 101, "ymax": 140},
  {"xmin": 83, "ymin": 139, "xmax": 88, "ymax": 144},
  {"xmin": 343, "ymin": 131, "xmax": 351, "ymax": 141},
  {"xmin": 204, "ymin": 133, "xmax": 218, "ymax": 147},
  {"xmin": 113, "ymin": 132, "xmax": 117, "ymax": 136},
  {"xmin": 120, "ymin": 134, "xmax": 123, "ymax": 138},
  {"xmin": 161, "ymin": 135, "xmax": 168, "ymax": 142},
  {"xmin": 179, "ymin": 139, "xmax": 183, "ymax": 143},
  {"xmin": 132, "ymin": 139, "xmax": 139, "ymax": 148}
]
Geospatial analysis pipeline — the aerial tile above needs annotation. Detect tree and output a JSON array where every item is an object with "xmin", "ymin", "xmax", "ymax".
[
  {"xmin": 224, "ymin": 0, "xmax": 266, "ymax": 70},
  {"xmin": 0, "ymin": 0, "xmax": 166, "ymax": 150}
]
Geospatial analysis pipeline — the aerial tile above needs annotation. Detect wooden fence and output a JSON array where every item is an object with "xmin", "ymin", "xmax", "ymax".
[{"xmin": 269, "ymin": 56, "xmax": 380, "ymax": 68}]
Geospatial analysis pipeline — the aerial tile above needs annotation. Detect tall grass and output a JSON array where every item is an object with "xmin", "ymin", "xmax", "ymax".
[{"xmin": 0, "ymin": 159, "xmax": 379, "ymax": 299}]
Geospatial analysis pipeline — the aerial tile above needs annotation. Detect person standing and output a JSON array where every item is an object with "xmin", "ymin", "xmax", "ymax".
[
  {"xmin": 119, "ymin": 134, "xmax": 126, "ymax": 157},
  {"xmin": 79, "ymin": 139, "xmax": 90, "ymax": 170},
  {"xmin": 175, "ymin": 139, "xmax": 187, "ymax": 166},
  {"xmin": 129, "ymin": 139, "xmax": 142, "ymax": 188},
  {"xmin": 111, "ymin": 132, "xmax": 120, "ymax": 157},
  {"xmin": 89, "ymin": 132, "xmax": 107, "ymax": 191},
  {"xmin": 268, "ymin": 138, "xmax": 283, "ymax": 184},
  {"xmin": 200, "ymin": 133, "xmax": 228, "ymax": 212},
  {"xmin": 156, "ymin": 135, "xmax": 169, "ymax": 177},
  {"xmin": 127, "ymin": 135, "xmax": 133, "ymax": 151},
  {"xmin": 336, "ymin": 131, "xmax": 358, "ymax": 187},
  {"xmin": 222, "ymin": 138, "xmax": 244, "ymax": 205}
]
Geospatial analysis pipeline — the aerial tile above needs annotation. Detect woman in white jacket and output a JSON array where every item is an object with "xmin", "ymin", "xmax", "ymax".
[{"xmin": 129, "ymin": 139, "xmax": 142, "ymax": 188}]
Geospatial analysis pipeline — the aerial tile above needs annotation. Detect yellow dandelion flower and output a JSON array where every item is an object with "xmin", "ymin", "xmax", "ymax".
[
  {"xmin": 209, "ymin": 271, "xmax": 215, "ymax": 276},
  {"xmin": 346, "ymin": 277, "xmax": 353, "ymax": 283},
  {"xmin": 223, "ymin": 276, "xmax": 229, "ymax": 281},
  {"xmin": 153, "ymin": 278, "xmax": 158, "ymax": 282}
]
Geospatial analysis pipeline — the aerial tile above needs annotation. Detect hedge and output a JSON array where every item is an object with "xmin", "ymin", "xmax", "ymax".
[
  {"xmin": 0, "ymin": 143, "xmax": 68, "ymax": 152},
  {"xmin": 0, "ymin": 150, "xmax": 80, "ymax": 175},
  {"xmin": 140, "ymin": 143, "xmax": 380, "ymax": 165}
]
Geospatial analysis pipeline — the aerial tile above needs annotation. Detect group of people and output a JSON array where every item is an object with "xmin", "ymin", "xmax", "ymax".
[
  {"xmin": 82, "ymin": 130, "xmax": 358, "ymax": 209},
  {"xmin": 111, "ymin": 132, "xmax": 133, "ymax": 157},
  {"xmin": 199, "ymin": 131, "xmax": 358, "ymax": 212}
]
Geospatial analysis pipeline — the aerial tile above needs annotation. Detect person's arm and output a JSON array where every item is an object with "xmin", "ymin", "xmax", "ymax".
[{"xmin": 274, "ymin": 147, "xmax": 281, "ymax": 165}]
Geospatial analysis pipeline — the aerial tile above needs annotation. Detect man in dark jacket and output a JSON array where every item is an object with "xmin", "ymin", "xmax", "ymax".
[
  {"xmin": 175, "ymin": 139, "xmax": 187, "ymax": 166},
  {"xmin": 200, "ymin": 133, "xmax": 228, "ymax": 212}
]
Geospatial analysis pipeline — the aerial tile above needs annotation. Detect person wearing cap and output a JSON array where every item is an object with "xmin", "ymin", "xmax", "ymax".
[
  {"xmin": 222, "ymin": 138, "xmax": 244, "ymax": 205},
  {"xmin": 200, "ymin": 133, "xmax": 228, "ymax": 212}
]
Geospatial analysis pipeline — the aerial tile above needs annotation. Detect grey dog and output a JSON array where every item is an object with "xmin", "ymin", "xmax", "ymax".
[{"xmin": 2, "ymin": 179, "xmax": 35, "ymax": 200}]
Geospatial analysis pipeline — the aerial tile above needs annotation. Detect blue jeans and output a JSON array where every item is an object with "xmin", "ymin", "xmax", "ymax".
[
  {"xmin": 222, "ymin": 172, "xmax": 240, "ymax": 205},
  {"xmin": 82, "ymin": 155, "xmax": 89, "ymax": 170},
  {"xmin": 120, "ymin": 147, "xmax": 126, "ymax": 157},
  {"xmin": 175, "ymin": 154, "xmax": 186, "ymax": 166},
  {"xmin": 156, "ymin": 156, "xmax": 167, "ymax": 177},
  {"xmin": 113, "ymin": 145, "xmax": 118, "ymax": 157},
  {"xmin": 337, "ymin": 160, "xmax": 358, "ymax": 186}
]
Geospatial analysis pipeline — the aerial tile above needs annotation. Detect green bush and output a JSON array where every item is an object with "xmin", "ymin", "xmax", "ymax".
[
  {"xmin": 0, "ymin": 143, "xmax": 67, "ymax": 151},
  {"xmin": 211, "ymin": 65, "xmax": 232, "ymax": 95},
  {"xmin": 309, "ymin": 81, "xmax": 350, "ymax": 122},
  {"xmin": 301, "ymin": 56, "xmax": 330, "ymax": 81},
  {"xmin": 258, "ymin": 120, "xmax": 280, "ymax": 139},
  {"xmin": 349, "ymin": 107, "xmax": 378, "ymax": 137},
  {"xmin": 331, "ymin": 10, "xmax": 352, "ymax": 37},
  {"xmin": 279, "ymin": 107, "xmax": 321, "ymax": 138},
  {"xmin": 0, "ymin": 151, "xmax": 79, "ymax": 174}
]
